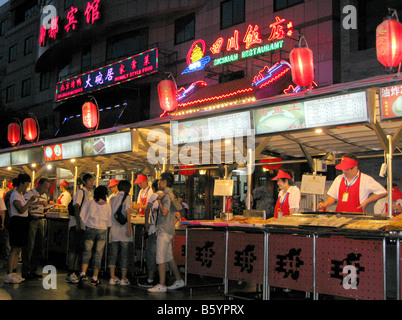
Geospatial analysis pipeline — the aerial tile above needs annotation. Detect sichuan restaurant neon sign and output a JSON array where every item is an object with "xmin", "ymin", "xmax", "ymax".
[
  {"xmin": 182, "ymin": 16, "xmax": 294, "ymax": 74},
  {"xmin": 55, "ymin": 48, "xmax": 158, "ymax": 102}
]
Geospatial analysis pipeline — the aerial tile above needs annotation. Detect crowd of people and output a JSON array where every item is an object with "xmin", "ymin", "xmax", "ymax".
[{"xmin": 0, "ymin": 171, "xmax": 185, "ymax": 293}]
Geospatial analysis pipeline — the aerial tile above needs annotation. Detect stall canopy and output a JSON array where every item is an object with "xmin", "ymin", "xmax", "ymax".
[{"xmin": 0, "ymin": 73, "xmax": 401, "ymax": 182}]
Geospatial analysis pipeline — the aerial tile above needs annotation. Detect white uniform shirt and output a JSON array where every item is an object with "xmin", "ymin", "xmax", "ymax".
[
  {"xmin": 278, "ymin": 185, "xmax": 301, "ymax": 211},
  {"xmin": 9, "ymin": 191, "xmax": 28, "ymax": 217},
  {"xmin": 69, "ymin": 187, "xmax": 93, "ymax": 228},
  {"xmin": 57, "ymin": 191, "xmax": 72, "ymax": 207},
  {"xmin": 136, "ymin": 186, "xmax": 154, "ymax": 205},
  {"xmin": 327, "ymin": 172, "xmax": 386, "ymax": 205},
  {"xmin": 109, "ymin": 191, "xmax": 133, "ymax": 242},
  {"xmin": 80, "ymin": 199, "xmax": 112, "ymax": 230}
]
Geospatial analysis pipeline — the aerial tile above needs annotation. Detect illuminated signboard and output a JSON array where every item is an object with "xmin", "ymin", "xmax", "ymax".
[
  {"xmin": 171, "ymin": 111, "xmax": 252, "ymax": 145},
  {"xmin": 11, "ymin": 148, "xmax": 43, "ymax": 166},
  {"xmin": 39, "ymin": 0, "xmax": 101, "ymax": 47},
  {"xmin": 379, "ymin": 85, "xmax": 402, "ymax": 120},
  {"xmin": 44, "ymin": 141, "xmax": 82, "ymax": 161},
  {"xmin": 254, "ymin": 91, "xmax": 369, "ymax": 135},
  {"xmin": 55, "ymin": 48, "xmax": 158, "ymax": 102},
  {"xmin": 182, "ymin": 16, "xmax": 293, "ymax": 74},
  {"xmin": 82, "ymin": 131, "xmax": 132, "ymax": 157},
  {"xmin": 0, "ymin": 153, "xmax": 11, "ymax": 168}
]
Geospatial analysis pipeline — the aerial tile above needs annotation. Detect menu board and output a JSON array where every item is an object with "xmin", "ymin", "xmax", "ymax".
[
  {"xmin": 0, "ymin": 153, "xmax": 11, "ymax": 168},
  {"xmin": 44, "ymin": 141, "xmax": 82, "ymax": 161},
  {"xmin": 11, "ymin": 148, "xmax": 42, "ymax": 166},
  {"xmin": 171, "ymin": 111, "xmax": 252, "ymax": 145},
  {"xmin": 379, "ymin": 84, "xmax": 402, "ymax": 120},
  {"xmin": 82, "ymin": 131, "xmax": 132, "ymax": 156},
  {"xmin": 254, "ymin": 91, "xmax": 369, "ymax": 135}
]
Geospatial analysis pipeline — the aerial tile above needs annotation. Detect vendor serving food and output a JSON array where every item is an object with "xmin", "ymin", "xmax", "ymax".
[
  {"xmin": 272, "ymin": 169, "xmax": 301, "ymax": 218},
  {"xmin": 318, "ymin": 153, "xmax": 387, "ymax": 214},
  {"xmin": 132, "ymin": 174, "xmax": 153, "ymax": 215}
]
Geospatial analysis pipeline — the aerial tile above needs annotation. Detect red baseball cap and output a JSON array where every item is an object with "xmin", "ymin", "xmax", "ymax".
[
  {"xmin": 60, "ymin": 180, "xmax": 70, "ymax": 187},
  {"xmin": 134, "ymin": 174, "xmax": 148, "ymax": 184},
  {"xmin": 7, "ymin": 182, "xmax": 13, "ymax": 189},
  {"xmin": 108, "ymin": 179, "xmax": 119, "ymax": 187},
  {"xmin": 272, "ymin": 169, "xmax": 292, "ymax": 181},
  {"xmin": 335, "ymin": 156, "xmax": 358, "ymax": 170},
  {"xmin": 392, "ymin": 185, "xmax": 402, "ymax": 201}
]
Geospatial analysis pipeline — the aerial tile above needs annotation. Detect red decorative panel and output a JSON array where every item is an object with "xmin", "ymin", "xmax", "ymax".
[
  {"xmin": 186, "ymin": 229, "xmax": 226, "ymax": 278},
  {"xmin": 227, "ymin": 232, "xmax": 265, "ymax": 284},
  {"xmin": 268, "ymin": 233, "xmax": 314, "ymax": 292},
  {"xmin": 173, "ymin": 235, "xmax": 186, "ymax": 266},
  {"xmin": 316, "ymin": 236, "xmax": 384, "ymax": 300}
]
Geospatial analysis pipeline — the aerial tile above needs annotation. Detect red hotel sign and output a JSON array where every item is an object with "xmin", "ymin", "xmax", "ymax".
[{"xmin": 55, "ymin": 48, "xmax": 158, "ymax": 102}]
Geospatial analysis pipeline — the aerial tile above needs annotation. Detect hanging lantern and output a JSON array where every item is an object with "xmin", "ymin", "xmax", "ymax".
[
  {"xmin": 23, "ymin": 117, "xmax": 38, "ymax": 142},
  {"xmin": 376, "ymin": 9, "xmax": 402, "ymax": 72},
  {"xmin": 289, "ymin": 35, "xmax": 314, "ymax": 88},
  {"xmin": 158, "ymin": 79, "xmax": 178, "ymax": 116},
  {"xmin": 179, "ymin": 165, "xmax": 196, "ymax": 176},
  {"xmin": 82, "ymin": 99, "xmax": 99, "ymax": 131},
  {"xmin": 261, "ymin": 158, "xmax": 283, "ymax": 170},
  {"xmin": 8, "ymin": 122, "xmax": 21, "ymax": 146}
]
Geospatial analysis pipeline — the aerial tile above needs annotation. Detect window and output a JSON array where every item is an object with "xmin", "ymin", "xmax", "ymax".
[
  {"xmin": 81, "ymin": 46, "xmax": 91, "ymax": 70},
  {"xmin": 175, "ymin": 13, "xmax": 195, "ymax": 45},
  {"xmin": 24, "ymin": 36, "xmax": 33, "ymax": 55},
  {"xmin": 22, "ymin": 78, "xmax": 31, "ymax": 97},
  {"xmin": 9, "ymin": 44, "xmax": 17, "ymax": 62},
  {"xmin": 358, "ymin": 0, "xmax": 402, "ymax": 51},
  {"xmin": 0, "ymin": 20, "xmax": 6, "ymax": 36},
  {"xmin": 40, "ymin": 72, "xmax": 50, "ymax": 91},
  {"xmin": 6, "ymin": 85, "xmax": 15, "ymax": 103},
  {"xmin": 106, "ymin": 28, "xmax": 148, "ymax": 61},
  {"xmin": 220, "ymin": 0, "xmax": 245, "ymax": 30},
  {"xmin": 274, "ymin": 0, "xmax": 304, "ymax": 11},
  {"xmin": 14, "ymin": 0, "xmax": 39, "ymax": 26}
]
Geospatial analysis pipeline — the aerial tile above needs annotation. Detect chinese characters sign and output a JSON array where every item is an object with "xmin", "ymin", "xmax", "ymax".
[
  {"xmin": 55, "ymin": 48, "xmax": 158, "ymax": 102},
  {"xmin": 182, "ymin": 16, "xmax": 293, "ymax": 74},
  {"xmin": 379, "ymin": 85, "xmax": 402, "ymax": 120},
  {"xmin": 39, "ymin": 0, "xmax": 101, "ymax": 47}
]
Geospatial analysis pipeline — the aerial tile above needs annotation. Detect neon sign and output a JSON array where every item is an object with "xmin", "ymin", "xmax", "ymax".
[
  {"xmin": 55, "ymin": 48, "xmax": 158, "ymax": 102},
  {"xmin": 39, "ymin": 0, "xmax": 101, "ymax": 47},
  {"xmin": 181, "ymin": 16, "xmax": 294, "ymax": 73}
]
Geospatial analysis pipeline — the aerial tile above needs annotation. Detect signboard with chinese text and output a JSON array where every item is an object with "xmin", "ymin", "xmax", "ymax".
[
  {"xmin": 44, "ymin": 141, "xmax": 82, "ymax": 161},
  {"xmin": 11, "ymin": 148, "xmax": 43, "ymax": 166},
  {"xmin": 379, "ymin": 85, "xmax": 402, "ymax": 120},
  {"xmin": 55, "ymin": 48, "xmax": 158, "ymax": 102},
  {"xmin": 81, "ymin": 131, "xmax": 132, "ymax": 157},
  {"xmin": 254, "ymin": 91, "xmax": 369, "ymax": 135}
]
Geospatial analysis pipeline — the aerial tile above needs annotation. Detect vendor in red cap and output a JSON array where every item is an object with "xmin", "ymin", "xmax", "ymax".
[
  {"xmin": 132, "ymin": 174, "xmax": 153, "ymax": 215},
  {"xmin": 107, "ymin": 179, "xmax": 119, "ymax": 200},
  {"xmin": 318, "ymin": 153, "xmax": 387, "ymax": 213},
  {"xmin": 272, "ymin": 169, "xmax": 301, "ymax": 218},
  {"xmin": 374, "ymin": 184, "xmax": 402, "ymax": 217},
  {"xmin": 50, "ymin": 180, "xmax": 72, "ymax": 207}
]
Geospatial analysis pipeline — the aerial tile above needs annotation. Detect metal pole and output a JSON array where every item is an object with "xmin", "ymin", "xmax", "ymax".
[
  {"xmin": 247, "ymin": 148, "xmax": 253, "ymax": 210},
  {"xmin": 387, "ymin": 135, "xmax": 393, "ymax": 218},
  {"xmin": 96, "ymin": 164, "xmax": 100, "ymax": 187},
  {"xmin": 74, "ymin": 166, "xmax": 78, "ymax": 194}
]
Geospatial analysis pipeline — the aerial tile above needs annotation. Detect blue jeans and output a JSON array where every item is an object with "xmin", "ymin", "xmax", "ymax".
[
  {"xmin": 108, "ymin": 241, "xmax": 130, "ymax": 270},
  {"xmin": 82, "ymin": 227, "xmax": 107, "ymax": 270}
]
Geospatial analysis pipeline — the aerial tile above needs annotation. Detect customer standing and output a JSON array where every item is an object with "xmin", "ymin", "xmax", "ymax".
[
  {"xmin": 272, "ymin": 169, "xmax": 301, "ymax": 218},
  {"xmin": 4, "ymin": 174, "xmax": 36, "ymax": 284},
  {"xmin": 22, "ymin": 178, "xmax": 50, "ymax": 280},
  {"xmin": 66, "ymin": 173, "xmax": 94, "ymax": 284},
  {"xmin": 148, "ymin": 172, "xmax": 184, "ymax": 293},
  {"xmin": 108, "ymin": 180, "xmax": 132, "ymax": 286},
  {"xmin": 79, "ymin": 185, "xmax": 112, "ymax": 286}
]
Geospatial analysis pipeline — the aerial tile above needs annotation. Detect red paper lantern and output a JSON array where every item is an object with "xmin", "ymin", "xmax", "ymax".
[
  {"xmin": 23, "ymin": 118, "xmax": 38, "ymax": 142},
  {"xmin": 82, "ymin": 101, "xmax": 99, "ymax": 130},
  {"xmin": 376, "ymin": 16, "xmax": 402, "ymax": 71},
  {"xmin": 261, "ymin": 158, "xmax": 283, "ymax": 170},
  {"xmin": 158, "ymin": 80, "xmax": 178, "ymax": 113},
  {"xmin": 8, "ymin": 122, "xmax": 21, "ymax": 146},
  {"xmin": 289, "ymin": 40, "xmax": 314, "ymax": 87},
  {"xmin": 179, "ymin": 165, "xmax": 196, "ymax": 176}
]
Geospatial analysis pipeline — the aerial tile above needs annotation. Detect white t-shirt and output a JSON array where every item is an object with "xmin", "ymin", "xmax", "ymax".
[
  {"xmin": 278, "ymin": 186, "xmax": 301, "ymax": 211},
  {"xmin": 374, "ymin": 197, "xmax": 402, "ymax": 215},
  {"xmin": 109, "ymin": 191, "xmax": 133, "ymax": 242},
  {"xmin": 69, "ymin": 188, "xmax": 93, "ymax": 228},
  {"xmin": 10, "ymin": 191, "xmax": 28, "ymax": 217},
  {"xmin": 327, "ymin": 172, "xmax": 386, "ymax": 205},
  {"xmin": 136, "ymin": 186, "xmax": 154, "ymax": 205},
  {"xmin": 80, "ymin": 199, "xmax": 112, "ymax": 230},
  {"xmin": 146, "ymin": 191, "xmax": 163, "ymax": 235},
  {"xmin": 24, "ymin": 188, "xmax": 48, "ymax": 214},
  {"xmin": 57, "ymin": 191, "xmax": 72, "ymax": 207}
]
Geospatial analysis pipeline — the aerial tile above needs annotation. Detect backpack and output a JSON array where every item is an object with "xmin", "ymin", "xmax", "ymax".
[
  {"xmin": 114, "ymin": 193, "xmax": 129, "ymax": 225},
  {"xmin": 68, "ymin": 189, "xmax": 85, "ymax": 216}
]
